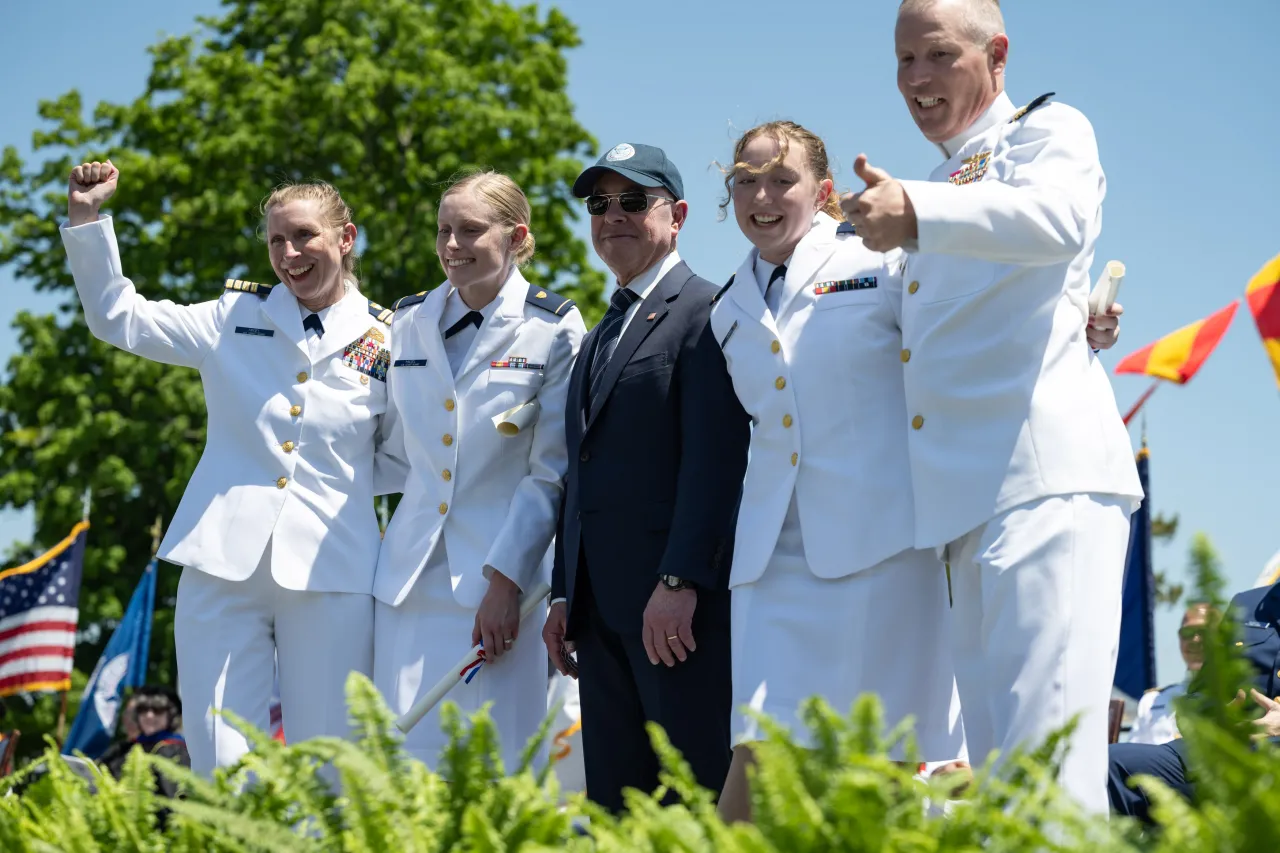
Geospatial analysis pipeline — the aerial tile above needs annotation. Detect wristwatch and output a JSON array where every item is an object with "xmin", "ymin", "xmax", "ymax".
[{"xmin": 660, "ymin": 574, "xmax": 694, "ymax": 591}]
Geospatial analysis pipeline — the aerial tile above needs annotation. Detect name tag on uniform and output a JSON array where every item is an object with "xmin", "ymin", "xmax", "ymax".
[
  {"xmin": 392, "ymin": 359, "xmax": 428, "ymax": 367},
  {"xmin": 491, "ymin": 357, "xmax": 545, "ymax": 370},
  {"xmin": 814, "ymin": 278, "xmax": 877, "ymax": 295},
  {"xmin": 719, "ymin": 320, "xmax": 738, "ymax": 349},
  {"xmin": 234, "ymin": 326, "xmax": 274, "ymax": 337}
]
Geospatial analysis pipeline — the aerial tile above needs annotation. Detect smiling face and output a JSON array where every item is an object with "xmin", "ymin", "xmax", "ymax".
[
  {"xmin": 266, "ymin": 199, "xmax": 356, "ymax": 308},
  {"xmin": 895, "ymin": 0, "xmax": 1008, "ymax": 145},
  {"xmin": 589, "ymin": 172, "xmax": 687, "ymax": 286},
  {"xmin": 732, "ymin": 132, "xmax": 831, "ymax": 264},
  {"xmin": 435, "ymin": 186, "xmax": 525, "ymax": 300}
]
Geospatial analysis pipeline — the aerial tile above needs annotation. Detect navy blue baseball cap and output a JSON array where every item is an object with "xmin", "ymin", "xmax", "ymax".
[{"xmin": 572, "ymin": 142, "xmax": 685, "ymax": 201}]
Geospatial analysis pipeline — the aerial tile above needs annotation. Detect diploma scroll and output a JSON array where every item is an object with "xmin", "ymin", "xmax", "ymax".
[
  {"xmin": 492, "ymin": 400, "xmax": 540, "ymax": 437},
  {"xmin": 394, "ymin": 581, "xmax": 552, "ymax": 734}
]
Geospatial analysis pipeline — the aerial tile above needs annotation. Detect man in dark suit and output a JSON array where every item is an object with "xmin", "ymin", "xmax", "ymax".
[
  {"xmin": 1107, "ymin": 579, "xmax": 1280, "ymax": 823},
  {"xmin": 540, "ymin": 142, "xmax": 750, "ymax": 813}
]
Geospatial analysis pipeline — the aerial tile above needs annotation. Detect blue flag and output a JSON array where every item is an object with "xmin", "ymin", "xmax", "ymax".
[
  {"xmin": 1114, "ymin": 446, "xmax": 1156, "ymax": 701},
  {"xmin": 62, "ymin": 561, "xmax": 157, "ymax": 759}
]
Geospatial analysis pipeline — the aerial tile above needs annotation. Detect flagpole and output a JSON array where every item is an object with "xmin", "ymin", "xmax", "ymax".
[
  {"xmin": 58, "ymin": 488, "xmax": 94, "ymax": 744},
  {"xmin": 1122, "ymin": 379, "xmax": 1161, "ymax": 427}
]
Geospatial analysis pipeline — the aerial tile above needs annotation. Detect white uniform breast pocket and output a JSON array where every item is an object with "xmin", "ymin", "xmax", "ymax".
[{"xmin": 485, "ymin": 363, "xmax": 545, "ymax": 408}]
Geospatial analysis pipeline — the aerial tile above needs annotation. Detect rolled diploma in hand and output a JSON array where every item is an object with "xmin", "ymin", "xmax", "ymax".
[
  {"xmin": 493, "ymin": 400, "xmax": 540, "ymax": 437},
  {"xmin": 394, "ymin": 581, "xmax": 553, "ymax": 733},
  {"xmin": 1088, "ymin": 259, "xmax": 1125, "ymax": 317}
]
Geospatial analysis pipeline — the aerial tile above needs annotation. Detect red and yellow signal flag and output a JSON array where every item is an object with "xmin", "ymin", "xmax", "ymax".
[
  {"xmin": 1115, "ymin": 300, "xmax": 1239, "ymax": 384},
  {"xmin": 1245, "ymin": 253, "xmax": 1280, "ymax": 388}
]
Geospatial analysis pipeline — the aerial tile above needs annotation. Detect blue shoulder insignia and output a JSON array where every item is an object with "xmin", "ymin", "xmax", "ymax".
[
  {"xmin": 1009, "ymin": 92, "xmax": 1055, "ymax": 123},
  {"xmin": 526, "ymin": 285, "xmax": 576, "ymax": 316},
  {"xmin": 392, "ymin": 291, "xmax": 429, "ymax": 311},
  {"xmin": 224, "ymin": 278, "xmax": 274, "ymax": 298},
  {"xmin": 835, "ymin": 221, "xmax": 857, "ymax": 236},
  {"xmin": 711, "ymin": 274, "xmax": 736, "ymax": 305},
  {"xmin": 368, "ymin": 301, "xmax": 394, "ymax": 325}
]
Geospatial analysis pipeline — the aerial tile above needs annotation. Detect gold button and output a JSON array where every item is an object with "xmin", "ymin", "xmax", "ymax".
[
  {"xmin": 444, "ymin": 399, "xmax": 455, "ymax": 412},
  {"xmin": 912, "ymin": 415, "xmax": 924, "ymax": 430},
  {"xmin": 790, "ymin": 452, "xmax": 798, "ymax": 466},
  {"xmin": 282, "ymin": 441, "xmax": 295, "ymax": 453},
  {"xmin": 276, "ymin": 477, "xmax": 288, "ymax": 489},
  {"xmin": 1236, "ymin": 641, "xmax": 1244, "ymax": 647},
  {"xmin": 442, "ymin": 469, "xmax": 452, "ymax": 482},
  {"xmin": 782, "ymin": 414, "xmax": 793, "ymax": 428},
  {"xmin": 900, "ymin": 349, "xmax": 911, "ymax": 363},
  {"xmin": 290, "ymin": 405, "xmax": 302, "ymax": 417},
  {"xmin": 908, "ymin": 281, "xmax": 919, "ymax": 294},
  {"xmin": 439, "ymin": 502, "xmax": 448, "ymax": 515},
  {"xmin": 775, "ymin": 377, "xmax": 786, "ymax": 390},
  {"xmin": 297, "ymin": 371, "xmax": 308, "ymax": 382},
  {"xmin": 360, "ymin": 375, "xmax": 369, "ymax": 386},
  {"xmin": 770, "ymin": 340, "xmax": 781, "ymax": 354},
  {"xmin": 443, "ymin": 433, "xmax": 453, "ymax": 446}
]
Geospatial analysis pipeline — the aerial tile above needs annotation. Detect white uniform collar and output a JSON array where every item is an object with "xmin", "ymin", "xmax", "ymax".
[{"xmin": 936, "ymin": 90, "xmax": 1017, "ymax": 160}]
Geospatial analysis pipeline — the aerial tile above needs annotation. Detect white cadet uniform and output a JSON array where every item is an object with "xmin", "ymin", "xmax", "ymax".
[
  {"xmin": 1127, "ymin": 681, "xmax": 1186, "ymax": 745},
  {"xmin": 372, "ymin": 269, "xmax": 584, "ymax": 771},
  {"xmin": 709, "ymin": 212, "xmax": 964, "ymax": 761},
  {"xmin": 61, "ymin": 216, "xmax": 407, "ymax": 776},
  {"xmin": 896, "ymin": 91, "xmax": 1145, "ymax": 812}
]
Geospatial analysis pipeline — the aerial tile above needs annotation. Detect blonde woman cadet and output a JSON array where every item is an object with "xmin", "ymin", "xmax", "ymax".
[
  {"xmin": 60, "ymin": 161, "xmax": 408, "ymax": 776},
  {"xmin": 373, "ymin": 172, "xmax": 585, "ymax": 772}
]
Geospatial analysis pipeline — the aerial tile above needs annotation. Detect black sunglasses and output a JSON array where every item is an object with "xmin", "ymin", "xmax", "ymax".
[{"xmin": 584, "ymin": 191, "xmax": 671, "ymax": 216}]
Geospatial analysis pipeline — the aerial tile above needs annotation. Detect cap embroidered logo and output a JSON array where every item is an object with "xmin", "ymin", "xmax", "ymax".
[{"xmin": 606, "ymin": 143, "xmax": 635, "ymax": 162}]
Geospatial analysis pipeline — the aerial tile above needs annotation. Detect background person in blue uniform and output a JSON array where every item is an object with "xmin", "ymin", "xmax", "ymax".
[
  {"xmin": 1108, "ymin": 581, "xmax": 1280, "ymax": 823},
  {"xmin": 708, "ymin": 120, "xmax": 965, "ymax": 823},
  {"xmin": 372, "ymin": 172, "xmax": 584, "ymax": 772},
  {"xmin": 60, "ymin": 162, "xmax": 407, "ymax": 776},
  {"xmin": 541, "ymin": 143, "xmax": 751, "ymax": 812}
]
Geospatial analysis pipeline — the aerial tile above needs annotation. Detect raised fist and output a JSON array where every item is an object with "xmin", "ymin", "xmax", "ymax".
[{"xmin": 67, "ymin": 160, "xmax": 119, "ymax": 226}]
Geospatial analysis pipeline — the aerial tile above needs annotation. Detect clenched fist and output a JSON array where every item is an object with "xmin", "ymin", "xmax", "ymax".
[{"xmin": 68, "ymin": 160, "xmax": 119, "ymax": 227}]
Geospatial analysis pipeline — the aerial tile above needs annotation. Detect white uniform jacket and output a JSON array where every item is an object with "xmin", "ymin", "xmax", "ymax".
[
  {"xmin": 897, "ymin": 91, "xmax": 1144, "ymax": 549},
  {"xmin": 373, "ymin": 271, "xmax": 585, "ymax": 609},
  {"xmin": 709, "ymin": 213, "xmax": 914, "ymax": 586},
  {"xmin": 1127, "ymin": 680, "xmax": 1185, "ymax": 745},
  {"xmin": 61, "ymin": 216, "xmax": 407, "ymax": 593}
]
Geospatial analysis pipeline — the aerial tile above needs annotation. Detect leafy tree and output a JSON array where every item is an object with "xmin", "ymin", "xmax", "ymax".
[{"xmin": 0, "ymin": 0, "xmax": 603, "ymax": 758}]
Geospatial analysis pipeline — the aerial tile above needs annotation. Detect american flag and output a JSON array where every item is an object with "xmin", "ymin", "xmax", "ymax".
[{"xmin": 0, "ymin": 521, "xmax": 87, "ymax": 697}]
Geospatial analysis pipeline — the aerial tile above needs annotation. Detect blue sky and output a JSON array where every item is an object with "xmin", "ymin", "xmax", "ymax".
[{"xmin": 2, "ymin": 0, "xmax": 1278, "ymax": 686}]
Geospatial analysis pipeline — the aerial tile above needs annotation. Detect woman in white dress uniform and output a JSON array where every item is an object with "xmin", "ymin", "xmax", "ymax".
[
  {"xmin": 59, "ymin": 162, "xmax": 407, "ymax": 775},
  {"xmin": 707, "ymin": 124, "xmax": 965, "ymax": 821},
  {"xmin": 373, "ymin": 172, "xmax": 585, "ymax": 771}
]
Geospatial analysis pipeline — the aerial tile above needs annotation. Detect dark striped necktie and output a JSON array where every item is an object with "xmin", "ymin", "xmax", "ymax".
[{"xmin": 588, "ymin": 286, "xmax": 642, "ymax": 405}]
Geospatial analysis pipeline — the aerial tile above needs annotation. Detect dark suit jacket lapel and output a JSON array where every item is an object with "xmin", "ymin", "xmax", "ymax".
[{"xmin": 585, "ymin": 262, "xmax": 692, "ymax": 432}]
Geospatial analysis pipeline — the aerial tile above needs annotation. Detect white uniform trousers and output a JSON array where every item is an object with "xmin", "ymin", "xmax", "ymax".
[
  {"xmin": 373, "ymin": 541, "xmax": 549, "ymax": 774},
  {"xmin": 944, "ymin": 493, "xmax": 1133, "ymax": 815},
  {"xmin": 173, "ymin": 539, "xmax": 374, "ymax": 776},
  {"xmin": 731, "ymin": 497, "xmax": 965, "ymax": 762}
]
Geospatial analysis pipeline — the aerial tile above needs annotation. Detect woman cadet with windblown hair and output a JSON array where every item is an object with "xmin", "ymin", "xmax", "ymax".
[
  {"xmin": 373, "ymin": 171, "xmax": 585, "ymax": 772},
  {"xmin": 59, "ymin": 160, "xmax": 409, "ymax": 775},
  {"xmin": 705, "ymin": 122, "xmax": 967, "ymax": 822}
]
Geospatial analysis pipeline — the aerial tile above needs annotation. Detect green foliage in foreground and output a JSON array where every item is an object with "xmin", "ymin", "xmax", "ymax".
[{"xmin": 0, "ymin": 664, "xmax": 1276, "ymax": 852}]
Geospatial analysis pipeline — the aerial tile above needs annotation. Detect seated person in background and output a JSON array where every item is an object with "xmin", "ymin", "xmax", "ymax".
[
  {"xmin": 1128, "ymin": 601, "xmax": 1213, "ymax": 745},
  {"xmin": 98, "ymin": 685, "xmax": 190, "ymax": 798},
  {"xmin": 1108, "ymin": 581, "xmax": 1280, "ymax": 823}
]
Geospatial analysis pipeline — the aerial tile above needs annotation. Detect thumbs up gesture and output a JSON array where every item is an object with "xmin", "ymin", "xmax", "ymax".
[{"xmin": 838, "ymin": 154, "xmax": 917, "ymax": 253}]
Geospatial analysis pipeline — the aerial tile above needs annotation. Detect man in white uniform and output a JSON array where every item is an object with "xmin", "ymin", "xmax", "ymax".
[
  {"xmin": 1128, "ymin": 602, "xmax": 1212, "ymax": 745},
  {"xmin": 841, "ymin": 0, "xmax": 1143, "ymax": 812}
]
